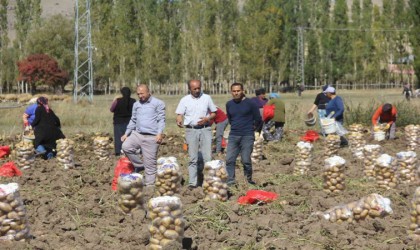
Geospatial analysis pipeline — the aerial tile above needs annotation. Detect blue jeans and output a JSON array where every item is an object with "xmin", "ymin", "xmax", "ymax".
[
  {"xmin": 215, "ymin": 119, "xmax": 228, "ymax": 153},
  {"xmin": 225, "ymin": 135, "xmax": 255, "ymax": 184},
  {"xmin": 185, "ymin": 127, "xmax": 212, "ymax": 186}
]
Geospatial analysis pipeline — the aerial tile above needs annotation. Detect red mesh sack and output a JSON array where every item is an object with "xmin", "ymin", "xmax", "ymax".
[
  {"xmin": 238, "ymin": 190, "xmax": 278, "ymax": 205},
  {"xmin": 0, "ymin": 146, "xmax": 11, "ymax": 159},
  {"xmin": 111, "ymin": 157, "xmax": 134, "ymax": 191},
  {"xmin": 300, "ymin": 130, "xmax": 320, "ymax": 142},
  {"xmin": 0, "ymin": 162, "xmax": 22, "ymax": 177},
  {"xmin": 262, "ymin": 105, "xmax": 275, "ymax": 122}
]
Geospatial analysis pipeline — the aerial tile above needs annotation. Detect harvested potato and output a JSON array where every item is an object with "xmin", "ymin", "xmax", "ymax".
[
  {"xmin": 117, "ymin": 173, "xmax": 144, "ymax": 214},
  {"xmin": 363, "ymin": 144, "xmax": 382, "ymax": 180},
  {"xmin": 147, "ymin": 196, "xmax": 184, "ymax": 249},
  {"xmin": 323, "ymin": 156, "xmax": 346, "ymax": 194},
  {"xmin": 56, "ymin": 139, "xmax": 75, "ymax": 169},
  {"xmin": 203, "ymin": 160, "xmax": 228, "ymax": 201},
  {"xmin": 0, "ymin": 183, "xmax": 30, "ymax": 241},
  {"xmin": 396, "ymin": 151, "xmax": 417, "ymax": 184},
  {"xmin": 324, "ymin": 134, "xmax": 340, "ymax": 157},
  {"xmin": 405, "ymin": 125, "xmax": 419, "ymax": 151},
  {"xmin": 374, "ymin": 154, "xmax": 397, "ymax": 190},
  {"xmin": 293, "ymin": 141, "xmax": 313, "ymax": 176},
  {"xmin": 93, "ymin": 136, "xmax": 111, "ymax": 160},
  {"xmin": 13, "ymin": 141, "xmax": 35, "ymax": 170},
  {"xmin": 408, "ymin": 187, "xmax": 420, "ymax": 241},
  {"xmin": 347, "ymin": 131, "xmax": 365, "ymax": 160},
  {"xmin": 155, "ymin": 157, "xmax": 181, "ymax": 197},
  {"xmin": 251, "ymin": 133, "xmax": 264, "ymax": 163}
]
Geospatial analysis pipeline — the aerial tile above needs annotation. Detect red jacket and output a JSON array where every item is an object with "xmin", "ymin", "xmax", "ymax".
[
  {"xmin": 214, "ymin": 108, "xmax": 227, "ymax": 124},
  {"xmin": 372, "ymin": 105, "xmax": 397, "ymax": 125}
]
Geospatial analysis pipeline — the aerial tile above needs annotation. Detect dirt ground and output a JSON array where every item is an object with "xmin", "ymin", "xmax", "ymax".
[{"xmin": 0, "ymin": 129, "xmax": 419, "ymax": 250}]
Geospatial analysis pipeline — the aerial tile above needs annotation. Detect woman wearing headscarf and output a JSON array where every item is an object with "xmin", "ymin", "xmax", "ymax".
[
  {"xmin": 262, "ymin": 93, "xmax": 285, "ymax": 141},
  {"xmin": 324, "ymin": 87, "xmax": 348, "ymax": 147},
  {"xmin": 110, "ymin": 87, "xmax": 136, "ymax": 156},
  {"xmin": 32, "ymin": 97, "xmax": 65, "ymax": 159},
  {"xmin": 307, "ymin": 84, "xmax": 330, "ymax": 136}
]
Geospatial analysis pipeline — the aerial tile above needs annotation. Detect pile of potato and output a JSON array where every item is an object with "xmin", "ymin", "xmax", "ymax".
[
  {"xmin": 0, "ymin": 183, "xmax": 30, "ymax": 241},
  {"xmin": 13, "ymin": 141, "xmax": 35, "ymax": 170},
  {"xmin": 56, "ymin": 139, "xmax": 75, "ymax": 169},
  {"xmin": 324, "ymin": 134, "xmax": 340, "ymax": 157},
  {"xmin": 352, "ymin": 193, "xmax": 393, "ymax": 221},
  {"xmin": 396, "ymin": 151, "xmax": 417, "ymax": 184},
  {"xmin": 293, "ymin": 141, "xmax": 313, "ymax": 175},
  {"xmin": 203, "ymin": 160, "xmax": 229, "ymax": 201},
  {"xmin": 147, "ymin": 196, "xmax": 185, "ymax": 249},
  {"xmin": 408, "ymin": 187, "xmax": 420, "ymax": 241},
  {"xmin": 405, "ymin": 125, "xmax": 419, "ymax": 151},
  {"xmin": 347, "ymin": 132, "xmax": 366, "ymax": 160},
  {"xmin": 117, "ymin": 173, "xmax": 144, "ymax": 214},
  {"xmin": 374, "ymin": 154, "xmax": 397, "ymax": 189},
  {"xmin": 363, "ymin": 144, "xmax": 382, "ymax": 179},
  {"xmin": 251, "ymin": 133, "xmax": 264, "ymax": 163},
  {"xmin": 318, "ymin": 193, "xmax": 393, "ymax": 223},
  {"xmin": 93, "ymin": 136, "xmax": 111, "ymax": 160},
  {"xmin": 323, "ymin": 156, "xmax": 346, "ymax": 194},
  {"xmin": 155, "ymin": 157, "xmax": 181, "ymax": 197}
]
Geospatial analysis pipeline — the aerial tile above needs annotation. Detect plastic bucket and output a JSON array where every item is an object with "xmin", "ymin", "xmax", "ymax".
[
  {"xmin": 374, "ymin": 131, "xmax": 386, "ymax": 141},
  {"xmin": 304, "ymin": 113, "xmax": 317, "ymax": 127},
  {"xmin": 321, "ymin": 118, "xmax": 336, "ymax": 134},
  {"xmin": 22, "ymin": 135, "xmax": 35, "ymax": 144}
]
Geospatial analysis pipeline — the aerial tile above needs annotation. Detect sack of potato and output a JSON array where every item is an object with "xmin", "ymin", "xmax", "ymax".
[
  {"xmin": 93, "ymin": 136, "xmax": 111, "ymax": 161},
  {"xmin": 348, "ymin": 124, "xmax": 364, "ymax": 133},
  {"xmin": 317, "ymin": 202, "xmax": 357, "ymax": 223},
  {"xmin": 352, "ymin": 193, "xmax": 393, "ymax": 221},
  {"xmin": 324, "ymin": 134, "xmax": 340, "ymax": 157},
  {"xmin": 147, "ymin": 196, "xmax": 185, "ymax": 250},
  {"xmin": 293, "ymin": 141, "xmax": 313, "ymax": 176},
  {"xmin": 56, "ymin": 139, "xmax": 75, "ymax": 169},
  {"xmin": 323, "ymin": 156, "xmax": 346, "ymax": 194},
  {"xmin": 405, "ymin": 125, "xmax": 419, "ymax": 151},
  {"xmin": 155, "ymin": 157, "xmax": 181, "ymax": 197},
  {"xmin": 408, "ymin": 187, "xmax": 420, "ymax": 242},
  {"xmin": 374, "ymin": 154, "xmax": 397, "ymax": 189},
  {"xmin": 13, "ymin": 141, "xmax": 35, "ymax": 170},
  {"xmin": 0, "ymin": 183, "xmax": 30, "ymax": 241},
  {"xmin": 347, "ymin": 132, "xmax": 365, "ymax": 160},
  {"xmin": 363, "ymin": 144, "xmax": 382, "ymax": 180},
  {"xmin": 396, "ymin": 151, "xmax": 417, "ymax": 184},
  {"xmin": 251, "ymin": 132, "xmax": 264, "ymax": 163},
  {"xmin": 117, "ymin": 173, "xmax": 144, "ymax": 214},
  {"xmin": 203, "ymin": 160, "xmax": 228, "ymax": 202}
]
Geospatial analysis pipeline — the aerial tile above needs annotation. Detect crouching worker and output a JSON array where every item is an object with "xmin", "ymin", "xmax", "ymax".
[
  {"xmin": 262, "ymin": 93, "xmax": 285, "ymax": 142},
  {"xmin": 32, "ymin": 97, "xmax": 65, "ymax": 159},
  {"xmin": 372, "ymin": 103, "xmax": 397, "ymax": 140}
]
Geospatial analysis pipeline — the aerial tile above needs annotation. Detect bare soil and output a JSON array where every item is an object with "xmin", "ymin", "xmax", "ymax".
[{"xmin": 0, "ymin": 130, "xmax": 419, "ymax": 250}]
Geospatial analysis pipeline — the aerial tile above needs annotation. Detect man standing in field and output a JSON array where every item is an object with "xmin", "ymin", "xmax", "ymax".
[
  {"xmin": 121, "ymin": 84, "xmax": 166, "ymax": 187},
  {"xmin": 176, "ymin": 79, "xmax": 217, "ymax": 189},
  {"xmin": 225, "ymin": 83, "xmax": 262, "ymax": 186}
]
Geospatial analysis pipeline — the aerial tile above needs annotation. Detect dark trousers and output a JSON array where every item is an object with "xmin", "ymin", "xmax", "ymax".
[{"xmin": 113, "ymin": 122, "xmax": 128, "ymax": 155}]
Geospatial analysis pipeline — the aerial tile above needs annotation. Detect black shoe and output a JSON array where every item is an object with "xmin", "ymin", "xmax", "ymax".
[
  {"xmin": 188, "ymin": 185, "xmax": 197, "ymax": 190},
  {"xmin": 247, "ymin": 180, "xmax": 257, "ymax": 185}
]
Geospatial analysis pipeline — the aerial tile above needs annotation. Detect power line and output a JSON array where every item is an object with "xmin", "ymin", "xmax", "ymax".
[{"xmin": 298, "ymin": 27, "xmax": 410, "ymax": 32}]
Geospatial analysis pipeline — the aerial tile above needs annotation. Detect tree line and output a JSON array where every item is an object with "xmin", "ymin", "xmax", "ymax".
[{"xmin": 0, "ymin": 0, "xmax": 419, "ymax": 94}]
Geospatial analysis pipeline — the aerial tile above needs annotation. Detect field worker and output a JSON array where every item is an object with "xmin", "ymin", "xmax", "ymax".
[
  {"xmin": 402, "ymin": 83, "xmax": 413, "ymax": 101},
  {"xmin": 213, "ymin": 107, "xmax": 228, "ymax": 156},
  {"xmin": 176, "ymin": 79, "xmax": 217, "ymax": 189},
  {"xmin": 226, "ymin": 83, "xmax": 262, "ymax": 186},
  {"xmin": 110, "ymin": 87, "xmax": 136, "ymax": 156},
  {"xmin": 371, "ymin": 103, "xmax": 397, "ymax": 140},
  {"xmin": 22, "ymin": 98, "xmax": 38, "ymax": 127},
  {"xmin": 32, "ymin": 97, "xmax": 65, "ymax": 160},
  {"xmin": 121, "ymin": 84, "xmax": 165, "ymax": 187},
  {"xmin": 324, "ymin": 86, "xmax": 348, "ymax": 147},
  {"xmin": 251, "ymin": 88, "xmax": 268, "ymax": 113},
  {"xmin": 307, "ymin": 85, "xmax": 330, "ymax": 136},
  {"xmin": 262, "ymin": 93, "xmax": 285, "ymax": 142}
]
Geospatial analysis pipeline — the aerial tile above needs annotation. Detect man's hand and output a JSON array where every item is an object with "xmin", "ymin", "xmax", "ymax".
[
  {"xmin": 156, "ymin": 134, "xmax": 163, "ymax": 144},
  {"xmin": 176, "ymin": 115, "xmax": 184, "ymax": 128},
  {"xmin": 197, "ymin": 117, "xmax": 209, "ymax": 126},
  {"xmin": 121, "ymin": 134, "xmax": 128, "ymax": 142},
  {"xmin": 385, "ymin": 123, "xmax": 390, "ymax": 130}
]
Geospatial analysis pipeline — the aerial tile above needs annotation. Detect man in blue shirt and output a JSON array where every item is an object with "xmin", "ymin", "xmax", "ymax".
[
  {"xmin": 176, "ymin": 79, "xmax": 217, "ymax": 189},
  {"xmin": 121, "ymin": 84, "xmax": 166, "ymax": 186},
  {"xmin": 225, "ymin": 83, "xmax": 262, "ymax": 186}
]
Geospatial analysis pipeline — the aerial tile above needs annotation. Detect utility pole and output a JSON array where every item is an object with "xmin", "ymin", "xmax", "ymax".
[
  {"xmin": 74, "ymin": 0, "xmax": 93, "ymax": 103},
  {"xmin": 296, "ymin": 27, "xmax": 305, "ymax": 88}
]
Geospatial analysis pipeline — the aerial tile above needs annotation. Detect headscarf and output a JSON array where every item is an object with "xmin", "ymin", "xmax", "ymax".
[
  {"xmin": 269, "ymin": 93, "xmax": 280, "ymax": 99},
  {"xmin": 119, "ymin": 87, "xmax": 132, "ymax": 109},
  {"xmin": 322, "ymin": 85, "xmax": 329, "ymax": 91},
  {"xmin": 37, "ymin": 97, "xmax": 50, "ymax": 113}
]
